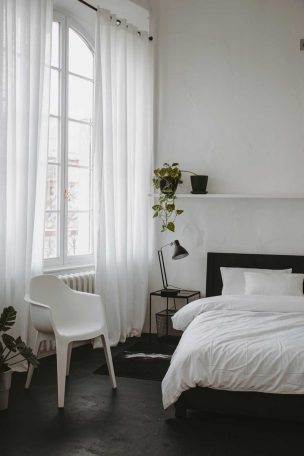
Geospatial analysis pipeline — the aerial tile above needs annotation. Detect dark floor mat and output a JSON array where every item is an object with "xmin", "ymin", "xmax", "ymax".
[{"xmin": 94, "ymin": 337, "xmax": 178, "ymax": 381}]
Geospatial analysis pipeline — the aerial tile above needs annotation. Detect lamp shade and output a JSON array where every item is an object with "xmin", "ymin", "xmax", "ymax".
[{"xmin": 172, "ymin": 240, "xmax": 189, "ymax": 260}]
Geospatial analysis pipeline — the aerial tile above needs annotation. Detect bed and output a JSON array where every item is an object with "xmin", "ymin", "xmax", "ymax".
[{"xmin": 162, "ymin": 252, "xmax": 304, "ymax": 422}]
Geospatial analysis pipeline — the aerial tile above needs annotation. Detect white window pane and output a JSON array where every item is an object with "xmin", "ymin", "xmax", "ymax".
[
  {"xmin": 50, "ymin": 69, "xmax": 59, "ymax": 116},
  {"xmin": 46, "ymin": 165, "xmax": 59, "ymax": 210},
  {"xmin": 44, "ymin": 212, "xmax": 59, "ymax": 258},
  {"xmin": 52, "ymin": 22, "xmax": 59, "ymax": 68},
  {"xmin": 68, "ymin": 121, "xmax": 91, "ymax": 166},
  {"xmin": 67, "ymin": 212, "xmax": 91, "ymax": 256},
  {"xmin": 48, "ymin": 117, "xmax": 60, "ymax": 162},
  {"xmin": 69, "ymin": 28, "xmax": 93, "ymax": 79},
  {"xmin": 69, "ymin": 75, "xmax": 93, "ymax": 122},
  {"xmin": 68, "ymin": 167, "xmax": 90, "ymax": 211}
]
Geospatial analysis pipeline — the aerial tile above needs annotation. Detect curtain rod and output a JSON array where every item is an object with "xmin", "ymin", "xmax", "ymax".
[{"xmin": 77, "ymin": 0, "xmax": 153, "ymax": 41}]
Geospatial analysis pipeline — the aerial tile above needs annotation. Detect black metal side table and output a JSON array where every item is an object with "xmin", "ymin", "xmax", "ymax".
[{"xmin": 149, "ymin": 289, "xmax": 201, "ymax": 340}]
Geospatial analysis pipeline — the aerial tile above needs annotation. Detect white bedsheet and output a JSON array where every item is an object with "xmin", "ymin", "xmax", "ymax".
[{"xmin": 162, "ymin": 295, "xmax": 304, "ymax": 409}]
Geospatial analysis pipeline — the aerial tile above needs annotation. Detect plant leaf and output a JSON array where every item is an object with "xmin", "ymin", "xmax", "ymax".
[
  {"xmin": 15, "ymin": 337, "xmax": 39, "ymax": 369},
  {"xmin": 152, "ymin": 204, "xmax": 162, "ymax": 211},
  {"xmin": 176, "ymin": 210, "xmax": 184, "ymax": 215},
  {"xmin": 2, "ymin": 334, "xmax": 17, "ymax": 352},
  {"xmin": 166, "ymin": 204, "xmax": 175, "ymax": 212},
  {"xmin": 167, "ymin": 222, "xmax": 175, "ymax": 232},
  {"xmin": 0, "ymin": 361, "xmax": 10, "ymax": 374},
  {"xmin": 0, "ymin": 306, "xmax": 17, "ymax": 332}
]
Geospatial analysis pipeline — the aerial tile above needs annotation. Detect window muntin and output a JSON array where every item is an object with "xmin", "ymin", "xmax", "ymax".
[{"xmin": 44, "ymin": 16, "xmax": 94, "ymax": 267}]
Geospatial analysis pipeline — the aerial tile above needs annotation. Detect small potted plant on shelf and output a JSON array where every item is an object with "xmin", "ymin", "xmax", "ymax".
[
  {"xmin": 152, "ymin": 162, "xmax": 184, "ymax": 232},
  {"xmin": 0, "ymin": 306, "xmax": 39, "ymax": 411},
  {"xmin": 179, "ymin": 170, "xmax": 208, "ymax": 194}
]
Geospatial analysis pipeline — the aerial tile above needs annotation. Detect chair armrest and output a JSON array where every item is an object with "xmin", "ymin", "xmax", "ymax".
[
  {"xmin": 25, "ymin": 296, "xmax": 50, "ymax": 309},
  {"xmin": 25, "ymin": 297, "xmax": 54, "ymax": 334}
]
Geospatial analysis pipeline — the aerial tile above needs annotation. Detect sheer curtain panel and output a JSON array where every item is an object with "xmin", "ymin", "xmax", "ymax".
[
  {"xmin": 94, "ymin": 9, "xmax": 153, "ymax": 345},
  {"xmin": 0, "ymin": 0, "xmax": 52, "ymax": 343}
]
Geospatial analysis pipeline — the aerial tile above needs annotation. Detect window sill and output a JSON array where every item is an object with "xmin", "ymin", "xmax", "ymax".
[{"xmin": 43, "ymin": 264, "xmax": 95, "ymax": 274}]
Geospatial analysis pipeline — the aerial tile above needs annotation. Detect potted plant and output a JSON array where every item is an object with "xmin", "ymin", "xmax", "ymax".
[
  {"xmin": 152, "ymin": 163, "xmax": 184, "ymax": 232},
  {"xmin": 0, "ymin": 306, "xmax": 39, "ymax": 411},
  {"xmin": 178, "ymin": 169, "xmax": 208, "ymax": 194}
]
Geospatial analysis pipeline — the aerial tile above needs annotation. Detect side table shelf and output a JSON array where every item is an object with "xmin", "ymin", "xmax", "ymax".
[{"xmin": 149, "ymin": 289, "xmax": 201, "ymax": 340}]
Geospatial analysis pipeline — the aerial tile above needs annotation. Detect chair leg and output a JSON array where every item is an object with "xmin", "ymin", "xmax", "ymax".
[
  {"xmin": 25, "ymin": 331, "xmax": 42, "ymax": 389},
  {"xmin": 101, "ymin": 333, "xmax": 117, "ymax": 389},
  {"xmin": 56, "ymin": 339, "xmax": 69, "ymax": 408},
  {"xmin": 66, "ymin": 343, "xmax": 72, "ymax": 377}
]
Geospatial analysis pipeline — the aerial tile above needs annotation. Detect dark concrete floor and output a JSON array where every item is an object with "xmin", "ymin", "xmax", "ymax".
[{"xmin": 1, "ymin": 340, "xmax": 304, "ymax": 456}]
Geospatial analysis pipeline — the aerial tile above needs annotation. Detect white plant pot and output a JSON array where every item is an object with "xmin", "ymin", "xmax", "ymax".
[{"xmin": 0, "ymin": 370, "xmax": 12, "ymax": 411}]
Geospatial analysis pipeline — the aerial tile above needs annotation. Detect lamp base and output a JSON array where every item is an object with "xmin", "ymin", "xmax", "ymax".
[{"xmin": 160, "ymin": 288, "xmax": 180, "ymax": 297}]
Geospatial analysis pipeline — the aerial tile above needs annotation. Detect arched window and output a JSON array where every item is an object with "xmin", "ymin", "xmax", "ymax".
[{"xmin": 44, "ymin": 14, "xmax": 94, "ymax": 268}]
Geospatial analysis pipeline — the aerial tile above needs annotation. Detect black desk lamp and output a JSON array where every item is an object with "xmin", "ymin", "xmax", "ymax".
[{"xmin": 158, "ymin": 240, "xmax": 189, "ymax": 296}]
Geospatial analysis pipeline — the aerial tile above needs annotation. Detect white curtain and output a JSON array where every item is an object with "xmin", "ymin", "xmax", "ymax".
[
  {"xmin": 94, "ymin": 9, "xmax": 153, "ymax": 345},
  {"xmin": 0, "ymin": 0, "xmax": 52, "ymax": 342}
]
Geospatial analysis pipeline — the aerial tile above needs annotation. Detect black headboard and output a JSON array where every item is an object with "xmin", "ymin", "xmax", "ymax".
[{"xmin": 206, "ymin": 252, "xmax": 304, "ymax": 297}]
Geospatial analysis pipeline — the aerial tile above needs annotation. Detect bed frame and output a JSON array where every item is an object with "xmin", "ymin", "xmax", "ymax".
[{"xmin": 174, "ymin": 251, "xmax": 304, "ymax": 422}]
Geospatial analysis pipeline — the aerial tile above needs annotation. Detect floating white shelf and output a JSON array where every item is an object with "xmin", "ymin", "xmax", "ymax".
[{"xmin": 149, "ymin": 193, "xmax": 304, "ymax": 199}]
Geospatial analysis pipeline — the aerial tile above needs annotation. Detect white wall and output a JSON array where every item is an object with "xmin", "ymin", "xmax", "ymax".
[{"xmin": 146, "ymin": 0, "xmax": 304, "ymax": 331}]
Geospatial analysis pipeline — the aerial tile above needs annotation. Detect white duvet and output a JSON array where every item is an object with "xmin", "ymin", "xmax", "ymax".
[{"xmin": 162, "ymin": 295, "xmax": 304, "ymax": 409}]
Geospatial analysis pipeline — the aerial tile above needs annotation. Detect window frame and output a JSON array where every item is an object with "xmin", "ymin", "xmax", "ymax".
[{"xmin": 44, "ymin": 11, "xmax": 95, "ymax": 270}]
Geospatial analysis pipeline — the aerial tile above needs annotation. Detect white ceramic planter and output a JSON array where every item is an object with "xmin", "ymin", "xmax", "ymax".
[{"xmin": 0, "ymin": 370, "xmax": 12, "ymax": 411}]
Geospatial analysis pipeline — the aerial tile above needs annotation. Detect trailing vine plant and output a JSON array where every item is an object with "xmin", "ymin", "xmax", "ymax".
[{"xmin": 152, "ymin": 163, "xmax": 184, "ymax": 232}]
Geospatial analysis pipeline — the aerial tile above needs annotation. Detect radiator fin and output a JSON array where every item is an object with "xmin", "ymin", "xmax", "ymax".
[{"xmin": 58, "ymin": 271, "xmax": 95, "ymax": 293}]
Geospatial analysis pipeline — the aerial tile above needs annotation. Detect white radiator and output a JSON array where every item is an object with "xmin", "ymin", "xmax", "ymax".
[
  {"xmin": 58, "ymin": 271, "xmax": 95, "ymax": 293},
  {"xmin": 39, "ymin": 270, "xmax": 96, "ymax": 355}
]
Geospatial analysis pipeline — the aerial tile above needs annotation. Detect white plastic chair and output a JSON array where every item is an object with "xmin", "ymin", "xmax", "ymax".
[{"xmin": 25, "ymin": 274, "xmax": 117, "ymax": 408}]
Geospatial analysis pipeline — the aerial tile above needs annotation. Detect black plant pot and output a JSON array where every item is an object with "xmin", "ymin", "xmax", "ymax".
[
  {"xmin": 190, "ymin": 175, "xmax": 208, "ymax": 194},
  {"xmin": 160, "ymin": 177, "xmax": 179, "ymax": 195}
]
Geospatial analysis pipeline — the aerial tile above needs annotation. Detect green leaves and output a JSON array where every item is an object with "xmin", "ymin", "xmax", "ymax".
[
  {"xmin": 2, "ymin": 334, "xmax": 17, "ymax": 352},
  {"xmin": 152, "ymin": 204, "xmax": 162, "ymax": 211},
  {"xmin": 151, "ymin": 194, "xmax": 184, "ymax": 233},
  {"xmin": 152, "ymin": 177, "xmax": 160, "ymax": 189},
  {"xmin": 152, "ymin": 162, "xmax": 182, "ymax": 194},
  {"xmin": 167, "ymin": 222, "xmax": 175, "ymax": 232},
  {"xmin": 152, "ymin": 162, "xmax": 185, "ymax": 233},
  {"xmin": 0, "ymin": 361, "xmax": 9, "ymax": 373},
  {"xmin": 0, "ymin": 306, "xmax": 39, "ymax": 373},
  {"xmin": 0, "ymin": 307, "xmax": 17, "ymax": 332},
  {"xmin": 15, "ymin": 337, "xmax": 40, "ymax": 369},
  {"xmin": 166, "ymin": 204, "xmax": 175, "ymax": 212}
]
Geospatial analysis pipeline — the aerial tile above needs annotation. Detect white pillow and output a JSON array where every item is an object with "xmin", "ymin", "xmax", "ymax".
[
  {"xmin": 220, "ymin": 267, "xmax": 292, "ymax": 295},
  {"xmin": 245, "ymin": 272, "xmax": 304, "ymax": 296}
]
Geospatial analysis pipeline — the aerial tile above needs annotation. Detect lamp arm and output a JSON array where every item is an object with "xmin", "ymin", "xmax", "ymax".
[
  {"xmin": 158, "ymin": 250, "xmax": 165, "ymax": 289},
  {"xmin": 159, "ymin": 242, "xmax": 173, "ymax": 251},
  {"xmin": 158, "ymin": 241, "xmax": 181, "ymax": 289},
  {"xmin": 158, "ymin": 249, "xmax": 168, "ymax": 289}
]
